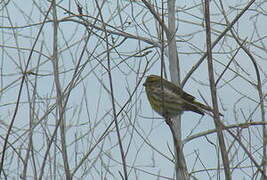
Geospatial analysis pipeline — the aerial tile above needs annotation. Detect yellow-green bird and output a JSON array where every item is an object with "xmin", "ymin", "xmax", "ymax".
[{"xmin": 143, "ymin": 75, "xmax": 219, "ymax": 118}]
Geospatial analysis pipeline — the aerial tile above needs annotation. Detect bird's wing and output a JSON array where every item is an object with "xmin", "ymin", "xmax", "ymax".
[{"xmin": 163, "ymin": 79, "xmax": 196, "ymax": 101}]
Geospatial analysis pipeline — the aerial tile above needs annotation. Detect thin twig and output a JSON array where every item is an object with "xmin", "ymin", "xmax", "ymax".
[
  {"xmin": 218, "ymin": 1, "xmax": 266, "ymax": 177},
  {"xmin": 184, "ymin": 121, "xmax": 267, "ymax": 144},
  {"xmin": 93, "ymin": 1, "xmax": 129, "ymax": 179},
  {"xmin": 51, "ymin": 1, "xmax": 71, "ymax": 179},
  {"xmin": 182, "ymin": 0, "xmax": 256, "ymax": 87},
  {"xmin": 0, "ymin": 2, "xmax": 53, "ymax": 177},
  {"xmin": 204, "ymin": 1, "xmax": 231, "ymax": 179}
]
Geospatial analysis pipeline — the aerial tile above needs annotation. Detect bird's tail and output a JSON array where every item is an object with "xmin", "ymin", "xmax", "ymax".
[{"xmin": 193, "ymin": 101, "xmax": 223, "ymax": 116}]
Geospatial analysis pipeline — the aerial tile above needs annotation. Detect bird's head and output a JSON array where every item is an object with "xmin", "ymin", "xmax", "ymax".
[{"xmin": 143, "ymin": 75, "xmax": 161, "ymax": 87}]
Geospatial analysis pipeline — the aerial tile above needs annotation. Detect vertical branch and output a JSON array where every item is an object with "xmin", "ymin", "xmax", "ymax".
[
  {"xmin": 181, "ymin": 0, "xmax": 256, "ymax": 87},
  {"xmin": 134, "ymin": 1, "xmax": 187, "ymax": 179},
  {"xmin": 218, "ymin": 0, "xmax": 266, "ymax": 177},
  {"xmin": 95, "ymin": 1, "xmax": 128, "ymax": 179},
  {"xmin": 51, "ymin": 1, "xmax": 71, "ymax": 179},
  {"xmin": 0, "ymin": 3, "xmax": 53, "ymax": 177},
  {"xmin": 203, "ymin": 1, "xmax": 231, "ymax": 180},
  {"xmin": 167, "ymin": 0, "xmax": 180, "ymax": 84},
  {"xmin": 167, "ymin": 0, "xmax": 188, "ymax": 180},
  {"xmin": 234, "ymin": 37, "xmax": 266, "ymax": 179},
  {"xmin": 166, "ymin": 119, "xmax": 189, "ymax": 180},
  {"xmin": 22, "ymin": 43, "xmax": 43, "ymax": 180}
]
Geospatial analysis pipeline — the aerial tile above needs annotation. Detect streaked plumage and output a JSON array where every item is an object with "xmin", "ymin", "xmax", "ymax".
[{"xmin": 143, "ymin": 75, "xmax": 218, "ymax": 118}]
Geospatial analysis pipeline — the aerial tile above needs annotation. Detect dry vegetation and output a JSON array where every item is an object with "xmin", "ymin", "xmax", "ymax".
[{"xmin": 0, "ymin": 0, "xmax": 266, "ymax": 179}]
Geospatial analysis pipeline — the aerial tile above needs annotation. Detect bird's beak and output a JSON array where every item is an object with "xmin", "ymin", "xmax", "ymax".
[{"xmin": 143, "ymin": 82, "xmax": 146, "ymax": 87}]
